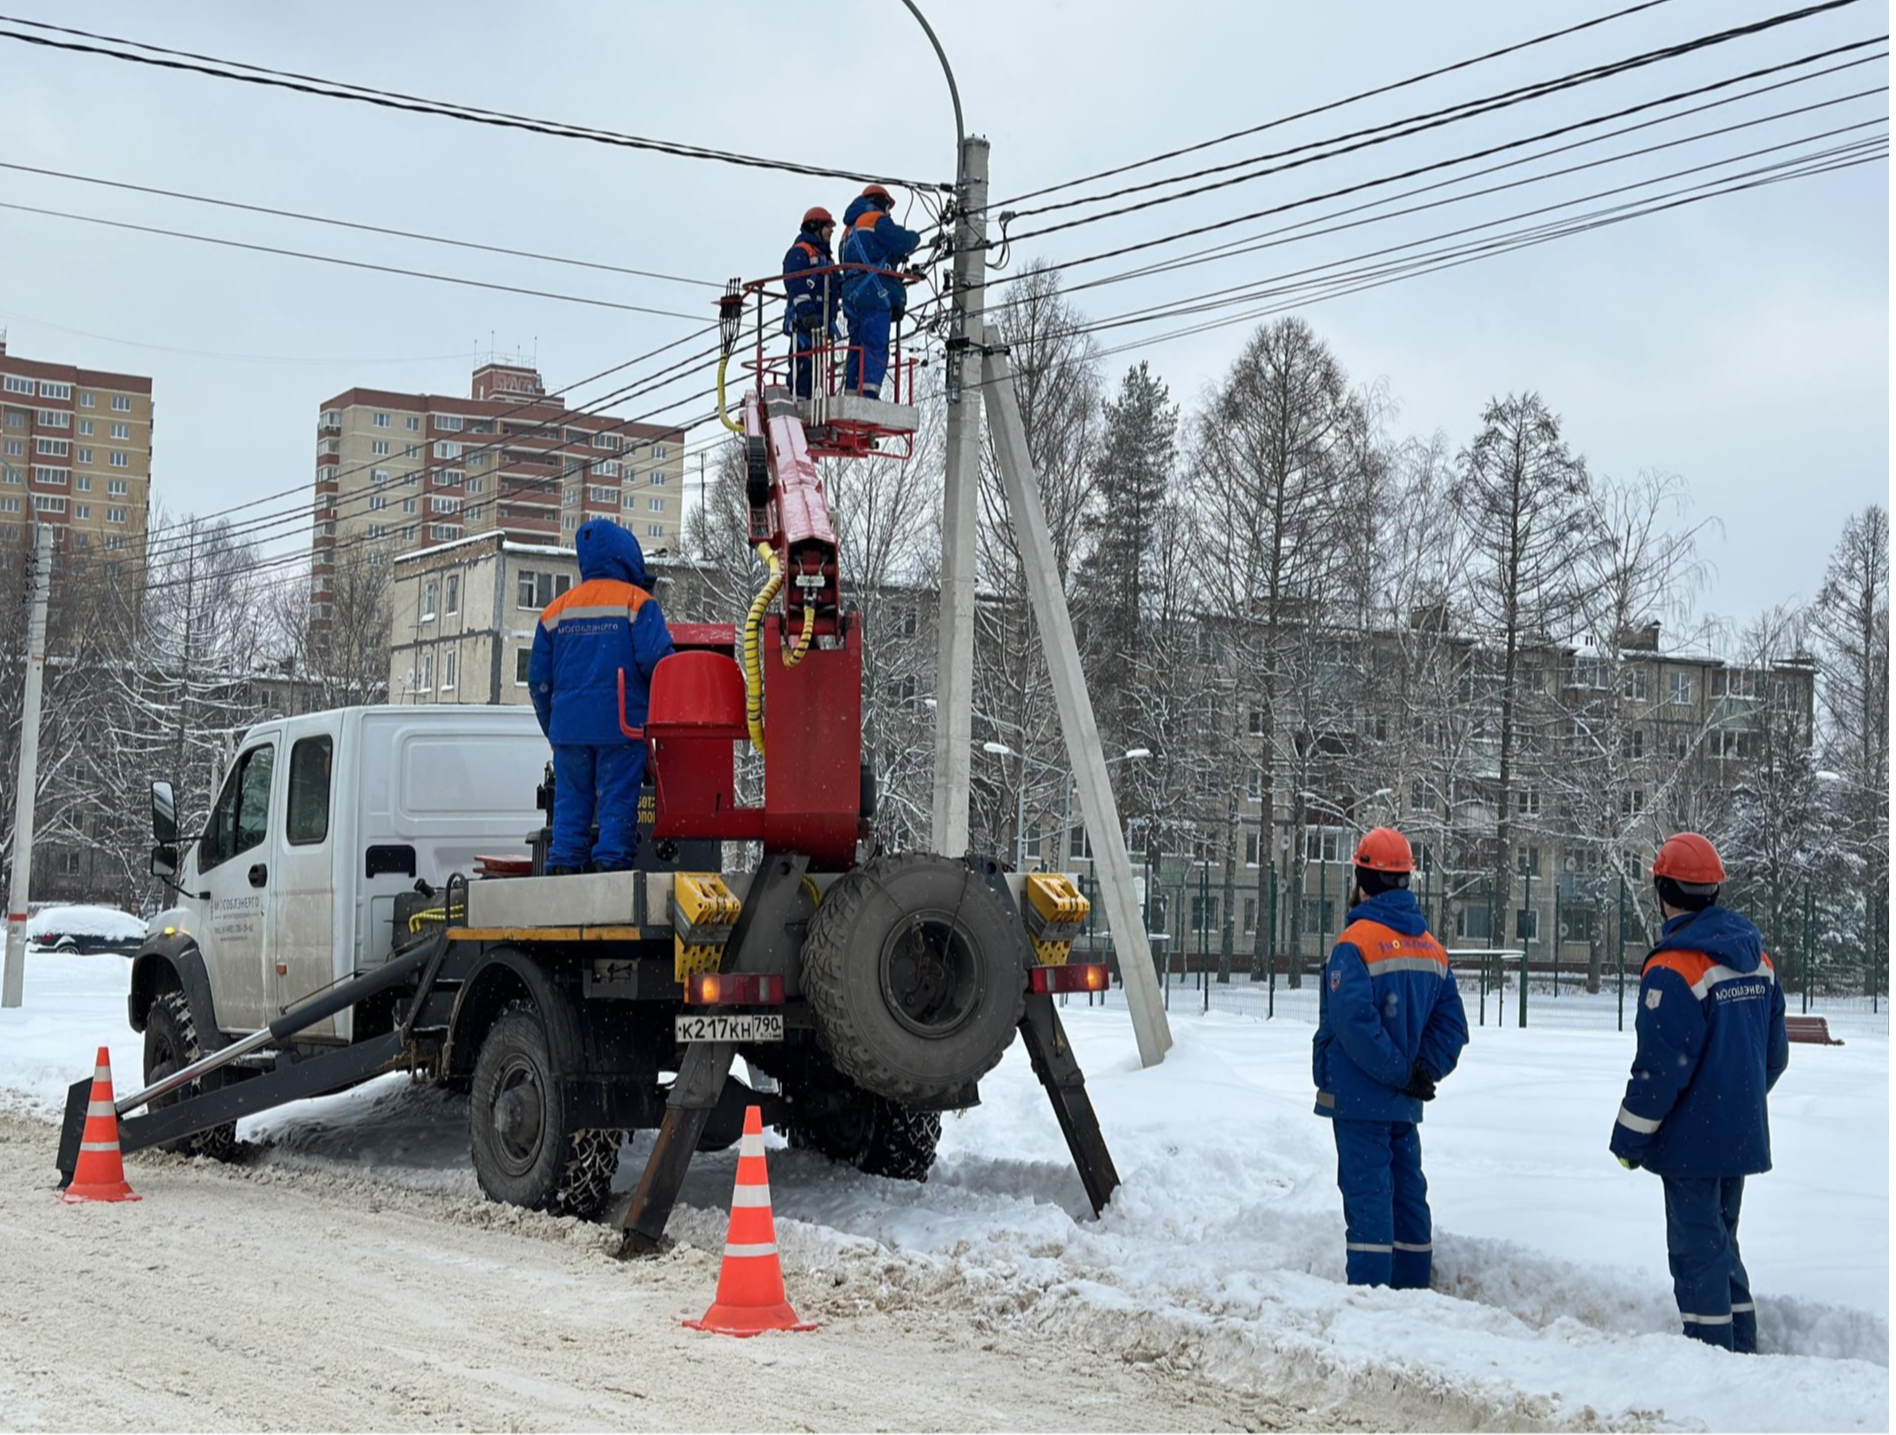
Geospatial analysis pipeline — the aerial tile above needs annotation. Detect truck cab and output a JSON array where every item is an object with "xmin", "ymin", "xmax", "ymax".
[{"xmin": 144, "ymin": 705, "xmax": 547, "ymax": 1046}]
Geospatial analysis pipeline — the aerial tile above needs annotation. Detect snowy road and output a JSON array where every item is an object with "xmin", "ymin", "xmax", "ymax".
[{"xmin": 0, "ymin": 953, "xmax": 1887, "ymax": 1431}]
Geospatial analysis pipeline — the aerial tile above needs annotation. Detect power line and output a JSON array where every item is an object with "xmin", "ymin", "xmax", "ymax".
[
  {"xmin": 0, "ymin": 310, "xmax": 473, "ymax": 366},
  {"xmin": 0, "ymin": 202, "xmax": 713, "ymax": 322},
  {"xmin": 0, "ymin": 163, "xmax": 724, "ymax": 292},
  {"xmin": 1002, "ymin": 143, "xmax": 1886, "ymax": 367},
  {"xmin": 1096, "ymin": 131, "xmax": 1888, "ymax": 337},
  {"xmin": 1000, "ymin": 0, "xmax": 1868, "ymax": 232},
  {"xmin": 93, "ymin": 323, "xmax": 727, "ymax": 572},
  {"xmin": 985, "ymin": 0, "xmax": 1683, "ymax": 210},
  {"xmin": 1063, "ymin": 49, "xmax": 1887, "ymax": 298},
  {"xmin": 0, "ymin": 16, "xmax": 948, "ymax": 192},
  {"xmin": 1073, "ymin": 108, "xmax": 1890, "ymax": 329},
  {"xmin": 988, "ymin": 33, "xmax": 1885, "ymax": 272}
]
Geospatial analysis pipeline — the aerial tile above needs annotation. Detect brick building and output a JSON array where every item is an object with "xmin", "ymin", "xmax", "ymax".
[
  {"xmin": 313, "ymin": 360, "xmax": 684, "ymax": 625},
  {"xmin": 0, "ymin": 333, "xmax": 153, "ymax": 574}
]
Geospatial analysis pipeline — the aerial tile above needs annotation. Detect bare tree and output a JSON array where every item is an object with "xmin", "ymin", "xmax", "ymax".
[
  {"xmin": 270, "ymin": 544, "xmax": 392, "ymax": 708},
  {"xmin": 1455, "ymin": 392, "xmax": 1594, "ymax": 953},
  {"xmin": 1191, "ymin": 317, "xmax": 1356, "ymax": 984},
  {"xmin": 1809, "ymin": 504, "xmax": 1889, "ymax": 997}
]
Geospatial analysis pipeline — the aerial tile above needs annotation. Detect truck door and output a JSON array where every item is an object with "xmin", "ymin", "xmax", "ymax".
[
  {"xmin": 193, "ymin": 734, "xmax": 278, "ymax": 1033},
  {"xmin": 268, "ymin": 732, "xmax": 341, "ymax": 1040}
]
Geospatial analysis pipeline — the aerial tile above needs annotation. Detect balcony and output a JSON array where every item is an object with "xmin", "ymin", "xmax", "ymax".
[{"xmin": 318, "ymin": 411, "xmax": 342, "ymax": 434}]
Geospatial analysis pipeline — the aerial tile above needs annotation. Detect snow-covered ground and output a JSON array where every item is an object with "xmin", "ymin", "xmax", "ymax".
[{"xmin": 2, "ymin": 952, "xmax": 1886, "ymax": 1431}]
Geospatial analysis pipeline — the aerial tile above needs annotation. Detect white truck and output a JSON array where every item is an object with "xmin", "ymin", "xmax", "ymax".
[{"xmin": 65, "ymin": 703, "xmax": 1119, "ymax": 1249}]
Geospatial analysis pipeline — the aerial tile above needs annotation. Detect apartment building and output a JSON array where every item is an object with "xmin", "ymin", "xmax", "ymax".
[
  {"xmin": 0, "ymin": 333, "xmax": 153, "ymax": 574},
  {"xmin": 313, "ymin": 359, "xmax": 684, "ymax": 624},
  {"xmin": 386, "ymin": 532, "xmax": 721, "ymax": 707}
]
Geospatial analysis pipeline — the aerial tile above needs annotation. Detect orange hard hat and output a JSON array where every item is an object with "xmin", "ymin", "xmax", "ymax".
[
  {"xmin": 1353, "ymin": 826, "xmax": 1415, "ymax": 874},
  {"xmin": 860, "ymin": 184, "xmax": 895, "ymax": 207},
  {"xmin": 802, "ymin": 206, "xmax": 834, "ymax": 228},
  {"xmin": 1653, "ymin": 832, "xmax": 1725, "ymax": 885}
]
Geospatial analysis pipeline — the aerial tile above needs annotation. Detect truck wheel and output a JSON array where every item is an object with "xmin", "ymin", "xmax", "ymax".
[
  {"xmin": 785, "ymin": 1090, "xmax": 941, "ymax": 1182},
  {"xmin": 469, "ymin": 1001, "xmax": 621, "ymax": 1219},
  {"xmin": 142, "ymin": 990, "xmax": 240, "ymax": 1161},
  {"xmin": 802, "ymin": 853, "xmax": 1026, "ymax": 1106}
]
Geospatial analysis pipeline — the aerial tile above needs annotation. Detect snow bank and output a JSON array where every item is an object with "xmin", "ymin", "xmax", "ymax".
[{"xmin": 1, "ymin": 954, "xmax": 1885, "ymax": 1431}]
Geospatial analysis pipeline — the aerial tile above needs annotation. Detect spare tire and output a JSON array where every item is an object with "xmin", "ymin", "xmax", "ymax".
[{"xmin": 801, "ymin": 853, "xmax": 1027, "ymax": 1105}]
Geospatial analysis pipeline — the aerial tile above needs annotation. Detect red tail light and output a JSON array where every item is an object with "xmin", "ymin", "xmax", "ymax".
[
  {"xmin": 1028, "ymin": 963, "xmax": 1109, "ymax": 995},
  {"xmin": 684, "ymin": 972, "xmax": 785, "ymax": 1006}
]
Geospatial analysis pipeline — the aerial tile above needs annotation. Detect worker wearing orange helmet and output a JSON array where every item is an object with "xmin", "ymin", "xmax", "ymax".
[
  {"xmin": 782, "ymin": 206, "xmax": 841, "ymax": 400},
  {"xmin": 838, "ymin": 183, "xmax": 920, "ymax": 399},
  {"xmin": 1312, "ymin": 826, "xmax": 1468, "ymax": 1289},
  {"xmin": 1610, "ymin": 832, "xmax": 1789, "ymax": 1353}
]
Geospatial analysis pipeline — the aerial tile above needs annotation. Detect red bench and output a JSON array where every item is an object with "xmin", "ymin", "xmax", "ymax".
[{"xmin": 1785, "ymin": 1015, "xmax": 1844, "ymax": 1046}]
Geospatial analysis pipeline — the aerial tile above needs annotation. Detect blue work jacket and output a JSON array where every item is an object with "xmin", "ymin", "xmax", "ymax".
[
  {"xmin": 838, "ymin": 198, "xmax": 920, "ymax": 312},
  {"xmin": 781, "ymin": 228, "xmax": 840, "ymax": 336}
]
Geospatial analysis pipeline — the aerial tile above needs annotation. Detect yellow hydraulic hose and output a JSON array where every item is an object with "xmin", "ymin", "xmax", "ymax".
[
  {"xmin": 715, "ymin": 352, "xmax": 743, "ymax": 434},
  {"xmin": 782, "ymin": 602, "xmax": 815, "ymax": 669},
  {"xmin": 742, "ymin": 542, "xmax": 782, "ymax": 753}
]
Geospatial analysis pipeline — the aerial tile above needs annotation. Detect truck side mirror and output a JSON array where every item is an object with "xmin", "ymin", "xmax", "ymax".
[
  {"xmin": 151, "ymin": 780, "xmax": 178, "ymax": 845},
  {"xmin": 150, "ymin": 843, "xmax": 178, "ymax": 879}
]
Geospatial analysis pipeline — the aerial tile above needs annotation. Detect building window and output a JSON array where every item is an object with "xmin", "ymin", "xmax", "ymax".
[
  {"xmin": 78, "ymin": 392, "xmax": 95, "ymax": 409},
  {"xmin": 430, "ymin": 524, "xmax": 458, "ymax": 540},
  {"xmin": 402, "ymin": 498, "xmax": 416, "ymax": 515},
  {"xmin": 1518, "ymin": 844, "xmax": 1540, "ymax": 878},
  {"xmin": 430, "ymin": 496, "xmax": 461, "ymax": 514},
  {"xmin": 31, "ymin": 494, "xmax": 66, "ymax": 513},
  {"xmin": 652, "ymin": 444, "xmax": 667, "ymax": 459},
  {"xmin": 441, "ymin": 647, "xmax": 458, "ymax": 691},
  {"xmin": 404, "ymin": 444, "xmax": 420, "ymax": 459},
  {"xmin": 592, "ymin": 433, "xmax": 620, "ymax": 450},
  {"xmin": 647, "ymin": 524, "xmax": 663, "ymax": 539},
  {"xmin": 589, "ymin": 485, "xmax": 616, "ymax": 503},
  {"xmin": 1668, "ymin": 672, "xmax": 1694, "ymax": 706},
  {"xmin": 438, "ymin": 469, "xmax": 464, "ymax": 487},
  {"xmin": 405, "ymin": 415, "xmax": 420, "ymax": 431},
  {"xmin": 74, "ymin": 504, "xmax": 89, "ymax": 519},
  {"xmin": 1302, "ymin": 897, "xmax": 1336, "ymax": 936},
  {"xmin": 76, "ymin": 448, "xmax": 91, "ymax": 465},
  {"xmin": 515, "ymin": 648, "xmax": 532, "ymax": 685},
  {"xmin": 372, "ymin": 412, "xmax": 391, "ymax": 428},
  {"xmin": 562, "ymin": 516, "xmax": 578, "ymax": 533},
  {"xmin": 111, "ymin": 395, "xmax": 132, "ymax": 412},
  {"xmin": 109, "ymin": 422, "xmax": 130, "ymax": 440},
  {"xmin": 77, "ymin": 419, "xmax": 92, "ymax": 437},
  {"xmin": 1622, "ymin": 667, "xmax": 1648, "ymax": 700},
  {"xmin": 419, "ymin": 651, "xmax": 434, "ymax": 693},
  {"xmin": 434, "ymin": 441, "xmax": 462, "ymax": 460},
  {"xmin": 595, "ymin": 460, "xmax": 619, "ymax": 478},
  {"xmin": 38, "ymin": 381, "xmax": 71, "ymax": 400},
  {"xmin": 37, "ymin": 409, "xmax": 70, "ymax": 429},
  {"xmin": 0, "ymin": 497, "xmax": 19, "ymax": 513},
  {"xmin": 445, "ymin": 574, "xmax": 459, "ymax": 615},
  {"xmin": 649, "ymin": 469, "xmax": 668, "ymax": 485},
  {"xmin": 517, "ymin": 570, "xmax": 573, "ymax": 609},
  {"xmin": 648, "ymin": 496, "xmax": 665, "ymax": 512},
  {"xmin": 371, "ymin": 440, "xmax": 390, "ymax": 456},
  {"xmin": 371, "ymin": 469, "xmax": 391, "ymax": 486},
  {"xmin": 34, "ymin": 438, "xmax": 68, "ymax": 457},
  {"xmin": 1068, "ymin": 824, "xmax": 1093, "ymax": 861},
  {"xmin": 1304, "ymin": 826, "xmax": 1345, "ymax": 864},
  {"xmin": 436, "ymin": 414, "xmax": 465, "ymax": 432},
  {"xmin": 1516, "ymin": 786, "xmax": 1540, "ymax": 816},
  {"xmin": 109, "ymin": 451, "xmax": 129, "ymax": 468},
  {"xmin": 421, "ymin": 579, "xmax": 438, "ymax": 620},
  {"xmin": 1246, "ymin": 767, "xmax": 1263, "ymax": 802},
  {"xmin": 107, "ymin": 478, "xmax": 127, "ymax": 496},
  {"xmin": 1, "ymin": 376, "xmax": 32, "ymax": 395},
  {"xmin": 369, "ymin": 494, "xmax": 388, "ymax": 511},
  {"xmin": 107, "ymin": 507, "xmax": 127, "ymax": 523},
  {"xmin": 33, "ymin": 466, "xmax": 67, "ymax": 486},
  {"xmin": 1621, "ymin": 788, "xmax": 1646, "ymax": 816},
  {"xmin": 1244, "ymin": 831, "xmax": 1262, "ymax": 866}
]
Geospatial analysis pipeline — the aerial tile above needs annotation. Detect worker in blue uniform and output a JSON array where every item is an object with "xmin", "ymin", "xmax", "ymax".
[
  {"xmin": 782, "ymin": 206, "xmax": 839, "ymax": 399},
  {"xmin": 1313, "ymin": 826, "xmax": 1469, "ymax": 1289},
  {"xmin": 838, "ymin": 184, "xmax": 920, "ymax": 400},
  {"xmin": 1610, "ymin": 831, "xmax": 1789, "ymax": 1353},
  {"xmin": 527, "ymin": 518, "xmax": 674, "ymax": 874}
]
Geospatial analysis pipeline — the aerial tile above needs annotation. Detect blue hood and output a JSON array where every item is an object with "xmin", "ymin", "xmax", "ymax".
[
  {"xmin": 575, "ymin": 518, "xmax": 651, "ymax": 588},
  {"xmin": 1344, "ymin": 887, "xmax": 1429, "ymax": 937},
  {"xmin": 1652, "ymin": 904, "xmax": 1764, "ymax": 973},
  {"xmin": 842, "ymin": 196, "xmax": 879, "ymax": 228}
]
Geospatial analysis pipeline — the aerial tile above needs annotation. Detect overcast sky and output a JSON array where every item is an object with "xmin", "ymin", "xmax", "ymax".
[{"xmin": 1, "ymin": 0, "xmax": 1885, "ymax": 631}]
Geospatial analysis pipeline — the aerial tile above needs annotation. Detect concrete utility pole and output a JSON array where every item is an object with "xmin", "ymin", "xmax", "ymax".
[
  {"xmin": 930, "ymin": 134, "xmax": 1172, "ymax": 1067},
  {"xmin": 2, "ymin": 524, "xmax": 54, "ymax": 1008},
  {"xmin": 929, "ymin": 134, "xmax": 987, "ymax": 860}
]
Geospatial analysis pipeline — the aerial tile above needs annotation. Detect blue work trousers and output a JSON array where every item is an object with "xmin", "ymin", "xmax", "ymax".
[
  {"xmin": 549, "ymin": 743, "xmax": 645, "ymax": 872},
  {"xmin": 1332, "ymin": 1118, "xmax": 1432, "ymax": 1289},
  {"xmin": 843, "ymin": 302, "xmax": 891, "ymax": 397},
  {"xmin": 1662, "ymin": 1174, "xmax": 1756, "ymax": 1352}
]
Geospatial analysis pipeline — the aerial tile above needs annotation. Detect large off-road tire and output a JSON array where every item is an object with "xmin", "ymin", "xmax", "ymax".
[
  {"xmin": 802, "ymin": 852, "xmax": 1026, "ymax": 1105},
  {"xmin": 142, "ymin": 989, "xmax": 241, "ymax": 1161},
  {"xmin": 785, "ymin": 1088, "xmax": 942, "ymax": 1182},
  {"xmin": 469, "ymin": 1001, "xmax": 621, "ymax": 1219}
]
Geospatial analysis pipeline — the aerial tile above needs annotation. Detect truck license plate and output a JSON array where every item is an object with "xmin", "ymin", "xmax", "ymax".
[{"xmin": 674, "ymin": 1013, "xmax": 784, "ymax": 1043}]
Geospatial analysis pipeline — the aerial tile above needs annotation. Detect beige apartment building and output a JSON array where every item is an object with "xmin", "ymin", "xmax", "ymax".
[
  {"xmin": 314, "ymin": 359, "xmax": 684, "ymax": 625},
  {"xmin": 0, "ymin": 333, "xmax": 153, "ymax": 573}
]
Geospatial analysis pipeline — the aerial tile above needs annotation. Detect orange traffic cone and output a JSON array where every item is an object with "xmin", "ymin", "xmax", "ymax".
[
  {"xmin": 61, "ymin": 1046, "xmax": 140, "ymax": 1204},
  {"xmin": 684, "ymin": 1105, "xmax": 814, "ymax": 1337}
]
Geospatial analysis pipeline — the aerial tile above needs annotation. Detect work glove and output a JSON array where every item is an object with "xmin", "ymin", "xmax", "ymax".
[
  {"xmin": 1401, "ymin": 1064, "xmax": 1436, "ymax": 1102},
  {"xmin": 795, "ymin": 307, "xmax": 826, "ymax": 333},
  {"xmin": 1617, "ymin": 1154, "xmax": 1641, "ymax": 1171}
]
